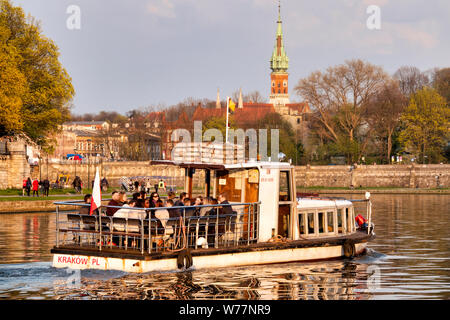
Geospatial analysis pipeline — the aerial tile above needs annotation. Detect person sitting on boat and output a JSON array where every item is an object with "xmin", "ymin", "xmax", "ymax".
[
  {"xmin": 193, "ymin": 196, "xmax": 203, "ymax": 216},
  {"xmin": 149, "ymin": 192, "xmax": 160, "ymax": 207},
  {"xmin": 154, "ymin": 200, "xmax": 174, "ymax": 236},
  {"xmin": 199, "ymin": 197, "xmax": 211, "ymax": 216},
  {"xmin": 183, "ymin": 198, "xmax": 196, "ymax": 218},
  {"xmin": 106, "ymin": 191, "xmax": 122, "ymax": 217},
  {"xmin": 166, "ymin": 199, "xmax": 181, "ymax": 218},
  {"xmin": 132, "ymin": 192, "xmax": 141, "ymax": 201},
  {"xmin": 79, "ymin": 194, "xmax": 94, "ymax": 215},
  {"xmin": 118, "ymin": 191, "xmax": 128, "ymax": 205},
  {"xmin": 112, "ymin": 200, "xmax": 146, "ymax": 247},
  {"xmin": 175, "ymin": 192, "xmax": 187, "ymax": 207},
  {"xmin": 218, "ymin": 193, "xmax": 233, "ymax": 216}
]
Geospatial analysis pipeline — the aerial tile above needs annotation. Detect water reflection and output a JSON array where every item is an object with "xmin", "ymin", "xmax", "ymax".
[
  {"xmin": 49, "ymin": 261, "xmax": 374, "ymax": 300},
  {"xmin": 0, "ymin": 194, "xmax": 449, "ymax": 299}
]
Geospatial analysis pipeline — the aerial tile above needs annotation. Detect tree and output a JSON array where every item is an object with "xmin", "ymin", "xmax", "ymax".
[
  {"xmin": 367, "ymin": 80, "xmax": 408, "ymax": 163},
  {"xmin": 432, "ymin": 68, "xmax": 450, "ymax": 104},
  {"xmin": 295, "ymin": 59, "xmax": 390, "ymax": 163},
  {"xmin": 0, "ymin": 23, "xmax": 25, "ymax": 134},
  {"xmin": 399, "ymin": 87, "xmax": 449, "ymax": 163},
  {"xmin": 0, "ymin": 0, "xmax": 74, "ymax": 145},
  {"xmin": 393, "ymin": 66, "xmax": 429, "ymax": 98}
]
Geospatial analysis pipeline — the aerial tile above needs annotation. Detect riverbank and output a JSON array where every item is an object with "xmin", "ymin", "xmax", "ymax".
[
  {"xmin": 297, "ymin": 187, "xmax": 450, "ymax": 195},
  {"xmin": 0, "ymin": 187, "xmax": 448, "ymax": 213}
]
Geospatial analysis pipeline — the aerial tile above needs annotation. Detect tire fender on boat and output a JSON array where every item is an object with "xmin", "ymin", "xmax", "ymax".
[
  {"xmin": 343, "ymin": 240, "xmax": 356, "ymax": 258},
  {"xmin": 177, "ymin": 249, "xmax": 193, "ymax": 269}
]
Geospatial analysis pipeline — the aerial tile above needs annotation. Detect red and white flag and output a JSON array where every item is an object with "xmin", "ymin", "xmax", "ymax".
[{"xmin": 90, "ymin": 167, "xmax": 102, "ymax": 215}]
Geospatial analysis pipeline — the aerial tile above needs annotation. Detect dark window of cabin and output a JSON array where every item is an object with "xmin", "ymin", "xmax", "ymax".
[
  {"xmin": 318, "ymin": 212, "xmax": 324, "ymax": 233},
  {"xmin": 279, "ymin": 171, "xmax": 291, "ymax": 201},
  {"xmin": 308, "ymin": 212, "xmax": 314, "ymax": 234}
]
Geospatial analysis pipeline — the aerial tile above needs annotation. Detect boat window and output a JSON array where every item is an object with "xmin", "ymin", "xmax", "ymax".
[
  {"xmin": 337, "ymin": 209, "xmax": 343, "ymax": 233},
  {"xmin": 347, "ymin": 207, "xmax": 354, "ymax": 232},
  {"xmin": 318, "ymin": 212, "xmax": 324, "ymax": 233},
  {"xmin": 327, "ymin": 211, "xmax": 334, "ymax": 233},
  {"xmin": 346, "ymin": 208, "xmax": 351, "ymax": 233},
  {"xmin": 279, "ymin": 171, "xmax": 291, "ymax": 201},
  {"xmin": 298, "ymin": 213, "xmax": 306, "ymax": 234},
  {"xmin": 308, "ymin": 212, "xmax": 314, "ymax": 234}
]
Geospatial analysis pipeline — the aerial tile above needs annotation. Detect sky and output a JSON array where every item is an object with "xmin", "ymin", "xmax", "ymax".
[{"xmin": 11, "ymin": 0, "xmax": 450, "ymax": 115}]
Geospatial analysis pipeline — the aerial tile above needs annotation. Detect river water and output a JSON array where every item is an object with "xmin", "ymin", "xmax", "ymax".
[{"xmin": 0, "ymin": 194, "xmax": 448, "ymax": 300}]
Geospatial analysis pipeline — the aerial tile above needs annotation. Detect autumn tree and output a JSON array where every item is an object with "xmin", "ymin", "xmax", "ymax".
[
  {"xmin": 295, "ymin": 59, "xmax": 389, "ymax": 163},
  {"xmin": 399, "ymin": 87, "xmax": 449, "ymax": 163},
  {"xmin": 0, "ymin": 22, "xmax": 25, "ymax": 134},
  {"xmin": 0, "ymin": 0, "xmax": 74, "ymax": 146}
]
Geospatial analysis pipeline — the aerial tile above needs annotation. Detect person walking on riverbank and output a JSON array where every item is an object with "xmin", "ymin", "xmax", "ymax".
[
  {"xmin": 32, "ymin": 179, "xmax": 39, "ymax": 197},
  {"xmin": 25, "ymin": 178, "xmax": 31, "ymax": 196},
  {"xmin": 42, "ymin": 178, "xmax": 50, "ymax": 197},
  {"xmin": 22, "ymin": 178, "xmax": 27, "ymax": 196}
]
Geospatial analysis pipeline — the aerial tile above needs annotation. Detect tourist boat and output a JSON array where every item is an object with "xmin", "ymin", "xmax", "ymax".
[{"xmin": 51, "ymin": 145, "xmax": 375, "ymax": 273}]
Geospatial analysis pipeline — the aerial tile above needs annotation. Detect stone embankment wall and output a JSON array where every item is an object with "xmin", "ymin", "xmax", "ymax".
[
  {"xmin": 38, "ymin": 162, "xmax": 450, "ymax": 189},
  {"xmin": 295, "ymin": 164, "xmax": 449, "ymax": 188},
  {"xmin": 0, "ymin": 140, "xmax": 31, "ymax": 189},
  {"xmin": 1, "ymin": 138, "xmax": 449, "ymax": 190}
]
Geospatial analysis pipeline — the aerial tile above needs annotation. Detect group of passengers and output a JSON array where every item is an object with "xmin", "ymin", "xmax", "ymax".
[{"xmin": 79, "ymin": 190, "xmax": 234, "ymax": 248}]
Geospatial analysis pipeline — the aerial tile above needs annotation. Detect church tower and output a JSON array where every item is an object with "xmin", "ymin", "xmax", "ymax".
[{"xmin": 269, "ymin": 2, "xmax": 290, "ymax": 106}]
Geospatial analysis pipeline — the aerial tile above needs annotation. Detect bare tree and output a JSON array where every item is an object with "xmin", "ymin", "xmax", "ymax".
[
  {"xmin": 295, "ymin": 59, "xmax": 390, "ymax": 162},
  {"xmin": 393, "ymin": 66, "xmax": 429, "ymax": 97}
]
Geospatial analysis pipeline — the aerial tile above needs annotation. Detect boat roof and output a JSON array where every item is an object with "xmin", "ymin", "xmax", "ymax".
[
  {"xmin": 150, "ymin": 160, "xmax": 293, "ymax": 170},
  {"xmin": 297, "ymin": 198, "xmax": 353, "ymax": 209}
]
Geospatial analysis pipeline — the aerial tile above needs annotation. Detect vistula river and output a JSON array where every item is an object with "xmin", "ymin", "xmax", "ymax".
[{"xmin": 0, "ymin": 194, "xmax": 448, "ymax": 300}]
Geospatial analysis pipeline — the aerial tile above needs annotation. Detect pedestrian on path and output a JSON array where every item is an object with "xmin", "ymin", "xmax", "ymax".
[{"xmin": 32, "ymin": 178, "xmax": 39, "ymax": 197}]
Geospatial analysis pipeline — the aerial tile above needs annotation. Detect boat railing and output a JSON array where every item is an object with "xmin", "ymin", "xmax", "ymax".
[{"xmin": 54, "ymin": 201, "xmax": 261, "ymax": 254}]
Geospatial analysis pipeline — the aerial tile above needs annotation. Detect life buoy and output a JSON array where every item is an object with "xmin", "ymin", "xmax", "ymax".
[
  {"xmin": 343, "ymin": 240, "xmax": 355, "ymax": 258},
  {"xmin": 177, "ymin": 249, "xmax": 193, "ymax": 269}
]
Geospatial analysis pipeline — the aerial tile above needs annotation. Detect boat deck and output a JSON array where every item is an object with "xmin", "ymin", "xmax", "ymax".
[{"xmin": 51, "ymin": 230, "xmax": 375, "ymax": 261}]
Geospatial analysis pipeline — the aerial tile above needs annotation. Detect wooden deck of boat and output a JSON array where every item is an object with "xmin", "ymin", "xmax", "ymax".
[{"xmin": 51, "ymin": 231, "xmax": 374, "ymax": 261}]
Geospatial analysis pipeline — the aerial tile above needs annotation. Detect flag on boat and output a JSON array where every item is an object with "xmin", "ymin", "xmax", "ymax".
[
  {"xmin": 90, "ymin": 167, "xmax": 102, "ymax": 215},
  {"xmin": 228, "ymin": 97, "xmax": 236, "ymax": 114}
]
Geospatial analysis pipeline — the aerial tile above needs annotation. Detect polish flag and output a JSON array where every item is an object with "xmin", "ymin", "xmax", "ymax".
[{"xmin": 90, "ymin": 167, "xmax": 102, "ymax": 215}]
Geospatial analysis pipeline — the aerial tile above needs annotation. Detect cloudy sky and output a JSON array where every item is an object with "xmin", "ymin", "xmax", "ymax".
[{"xmin": 12, "ymin": 0, "xmax": 450, "ymax": 115}]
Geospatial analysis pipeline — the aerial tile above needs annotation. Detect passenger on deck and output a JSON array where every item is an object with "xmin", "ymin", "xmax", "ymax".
[
  {"xmin": 183, "ymin": 198, "xmax": 195, "ymax": 218},
  {"xmin": 167, "ymin": 191, "xmax": 176, "ymax": 201},
  {"xmin": 154, "ymin": 200, "xmax": 174, "ymax": 235},
  {"xmin": 132, "ymin": 192, "xmax": 141, "ymax": 201},
  {"xmin": 149, "ymin": 192, "xmax": 160, "ymax": 207},
  {"xmin": 165, "ymin": 199, "xmax": 180, "ymax": 218},
  {"xmin": 193, "ymin": 196, "xmax": 203, "ymax": 216},
  {"xmin": 174, "ymin": 192, "xmax": 187, "ymax": 207},
  {"xmin": 143, "ymin": 197, "xmax": 150, "ymax": 208},
  {"xmin": 218, "ymin": 193, "xmax": 233, "ymax": 216},
  {"xmin": 106, "ymin": 191, "xmax": 122, "ymax": 217},
  {"xmin": 118, "ymin": 191, "xmax": 128, "ymax": 205},
  {"xmin": 79, "ymin": 194, "xmax": 99, "ymax": 215},
  {"xmin": 199, "ymin": 197, "xmax": 211, "ymax": 216},
  {"xmin": 112, "ymin": 200, "xmax": 145, "ymax": 232}
]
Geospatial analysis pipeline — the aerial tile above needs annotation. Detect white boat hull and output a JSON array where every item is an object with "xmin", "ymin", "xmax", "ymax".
[{"xmin": 52, "ymin": 242, "xmax": 368, "ymax": 273}]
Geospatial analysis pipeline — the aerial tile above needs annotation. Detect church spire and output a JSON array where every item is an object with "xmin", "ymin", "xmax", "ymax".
[
  {"xmin": 269, "ymin": 1, "xmax": 290, "ymax": 106},
  {"xmin": 270, "ymin": 0, "xmax": 289, "ymax": 73}
]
